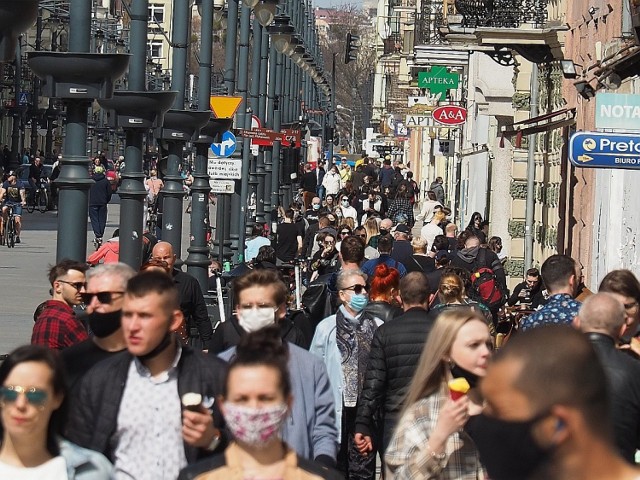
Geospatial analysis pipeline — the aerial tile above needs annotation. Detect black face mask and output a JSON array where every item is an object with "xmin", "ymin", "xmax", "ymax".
[
  {"xmin": 87, "ymin": 310, "xmax": 122, "ymax": 338},
  {"xmin": 137, "ymin": 333, "xmax": 173, "ymax": 362},
  {"xmin": 465, "ymin": 413, "xmax": 552, "ymax": 480},
  {"xmin": 450, "ymin": 363, "xmax": 480, "ymax": 389},
  {"xmin": 379, "ymin": 228, "xmax": 388, "ymax": 236}
]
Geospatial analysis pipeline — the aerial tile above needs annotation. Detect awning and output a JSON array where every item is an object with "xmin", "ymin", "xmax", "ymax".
[{"xmin": 500, "ymin": 108, "xmax": 576, "ymax": 147}]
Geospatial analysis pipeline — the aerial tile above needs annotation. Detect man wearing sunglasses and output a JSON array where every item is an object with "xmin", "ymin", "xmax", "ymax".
[
  {"xmin": 62, "ymin": 263, "xmax": 136, "ymax": 389},
  {"xmin": 32, "ymin": 259, "xmax": 89, "ymax": 350}
]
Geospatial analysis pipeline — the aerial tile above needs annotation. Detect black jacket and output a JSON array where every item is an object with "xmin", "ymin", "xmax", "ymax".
[
  {"xmin": 355, "ymin": 307, "xmax": 434, "ymax": 439},
  {"xmin": 89, "ymin": 173, "xmax": 112, "ymax": 206},
  {"xmin": 174, "ymin": 269, "xmax": 214, "ymax": 349},
  {"xmin": 362, "ymin": 301, "xmax": 403, "ymax": 323},
  {"xmin": 587, "ymin": 333, "xmax": 640, "ymax": 463},
  {"xmin": 210, "ymin": 314, "xmax": 308, "ymax": 354},
  {"xmin": 300, "ymin": 171, "xmax": 318, "ymax": 193},
  {"xmin": 65, "ymin": 346, "xmax": 228, "ymax": 463}
]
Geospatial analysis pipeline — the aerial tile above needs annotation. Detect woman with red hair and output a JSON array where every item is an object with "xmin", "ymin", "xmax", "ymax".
[{"xmin": 362, "ymin": 263, "xmax": 403, "ymax": 322}]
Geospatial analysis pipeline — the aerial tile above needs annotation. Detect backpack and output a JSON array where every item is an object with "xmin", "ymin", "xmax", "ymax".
[{"xmin": 467, "ymin": 250, "xmax": 507, "ymax": 310}]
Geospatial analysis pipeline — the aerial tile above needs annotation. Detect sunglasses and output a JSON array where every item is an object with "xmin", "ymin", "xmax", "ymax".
[
  {"xmin": 0, "ymin": 385, "xmax": 48, "ymax": 407},
  {"xmin": 58, "ymin": 280, "xmax": 85, "ymax": 291},
  {"xmin": 342, "ymin": 284, "xmax": 368, "ymax": 295},
  {"xmin": 340, "ymin": 231, "xmax": 350, "ymax": 235},
  {"xmin": 80, "ymin": 291, "xmax": 124, "ymax": 304},
  {"xmin": 356, "ymin": 234, "xmax": 367, "ymax": 238},
  {"xmin": 325, "ymin": 241, "xmax": 335, "ymax": 245}
]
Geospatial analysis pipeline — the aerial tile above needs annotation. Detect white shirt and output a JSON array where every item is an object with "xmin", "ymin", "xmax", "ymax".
[
  {"xmin": 0, "ymin": 457, "xmax": 67, "ymax": 480},
  {"xmin": 420, "ymin": 222, "xmax": 444, "ymax": 249},
  {"xmin": 113, "ymin": 345, "xmax": 186, "ymax": 480},
  {"xmin": 340, "ymin": 205, "xmax": 358, "ymax": 222}
]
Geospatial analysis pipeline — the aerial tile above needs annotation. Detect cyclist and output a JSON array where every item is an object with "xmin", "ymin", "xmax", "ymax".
[{"xmin": 0, "ymin": 172, "xmax": 27, "ymax": 243}]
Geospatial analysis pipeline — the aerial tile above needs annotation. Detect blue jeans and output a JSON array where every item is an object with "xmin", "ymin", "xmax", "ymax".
[{"xmin": 316, "ymin": 185, "xmax": 326, "ymax": 201}]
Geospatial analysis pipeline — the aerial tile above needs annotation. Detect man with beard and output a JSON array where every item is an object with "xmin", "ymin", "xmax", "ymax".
[
  {"xmin": 62, "ymin": 263, "xmax": 136, "ymax": 389},
  {"xmin": 467, "ymin": 325, "xmax": 640, "ymax": 480}
]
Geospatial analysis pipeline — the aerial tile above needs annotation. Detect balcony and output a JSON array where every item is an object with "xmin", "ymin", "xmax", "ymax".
[
  {"xmin": 436, "ymin": 0, "xmax": 565, "ymax": 64},
  {"xmin": 454, "ymin": 0, "xmax": 547, "ymax": 29}
]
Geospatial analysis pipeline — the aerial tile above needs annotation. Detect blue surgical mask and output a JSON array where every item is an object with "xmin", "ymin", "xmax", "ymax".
[
  {"xmin": 349, "ymin": 293, "xmax": 369, "ymax": 312},
  {"xmin": 312, "ymin": 203, "xmax": 320, "ymax": 210}
]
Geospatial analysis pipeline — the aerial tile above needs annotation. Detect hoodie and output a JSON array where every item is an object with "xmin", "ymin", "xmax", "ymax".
[
  {"xmin": 89, "ymin": 173, "xmax": 112, "ymax": 206},
  {"xmin": 452, "ymin": 246, "xmax": 507, "ymax": 290}
]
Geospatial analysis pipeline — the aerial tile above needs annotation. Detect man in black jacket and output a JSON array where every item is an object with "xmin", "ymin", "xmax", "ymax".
[
  {"xmin": 65, "ymin": 271, "xmax": 227, "ymax": 479},
  {"xmin": 152, "ymin": 241, "xmax": 213, "ymax": 350},
  {"xmin": 575, "ymin": 292, "xmax": 640, "ymax": 463},
  {"xmin": 354, "ymin": 272, "xmax": 433, "ymax": 457},
  {"xmin": 88, "ymin": 164, "xmax": 112, "ymax": 248},
  {"xmin": 300, "ymin": 163, "xmax": 318, "ymax": 211}
]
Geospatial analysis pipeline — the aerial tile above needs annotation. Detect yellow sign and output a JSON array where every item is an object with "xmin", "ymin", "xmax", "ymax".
[
  {"xmin": 209, "ymin": 96, "xmax": 242, "ymax": 119},
  {"xmin": 578, "ymin": 154, "xmax": 593, "ymax": 163}
]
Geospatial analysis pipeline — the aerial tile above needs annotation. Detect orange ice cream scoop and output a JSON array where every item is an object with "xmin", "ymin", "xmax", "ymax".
[{"xmin": 448, "ymin": 378, "xmax": 471, "ymax": 400}]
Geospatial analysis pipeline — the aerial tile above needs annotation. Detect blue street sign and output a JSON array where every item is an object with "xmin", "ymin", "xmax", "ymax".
[
  {"xmin": 210, "ymin": 130, "xmax": 236, "ymax": 158},
  {"xmin": 18, "ymin": 92, "xmax": 29, "ymax": 106},
  {"xmin": 569, "ymin": 131, "xmax": 640, "ymax": 169}
]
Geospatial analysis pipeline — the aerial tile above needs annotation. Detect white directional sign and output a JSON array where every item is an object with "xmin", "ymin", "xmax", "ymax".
[
  {"xmin": 210, "ymin": 130, "xmax": 236, "ymax": 158},
  {"xmin": 207, "ymin": 158, "xmax": 242, "ymax": 179},
  {"xmin": 209, "ymin": 179, "xmax": 235, "ymax": 193}
]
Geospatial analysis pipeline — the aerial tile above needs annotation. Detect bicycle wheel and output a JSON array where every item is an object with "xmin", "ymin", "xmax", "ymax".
[
  {"xmin": 38, "ymin": 190, "xmax": 48, "ymax": 213},
  {"xmin": 6, "ymin": 217, "xmax": 15, "ymax": 248},
  {"xmin": 26, "ymin": 195, "xmax": 35, "ymax": 213}
]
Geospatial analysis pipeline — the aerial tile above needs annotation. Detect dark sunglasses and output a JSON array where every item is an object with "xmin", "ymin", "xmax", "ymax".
[
  {"xmin": 342, "ymin": 284, "xmax": 368, "ymax": 295},
  {"xmin": 0, "ymin": 385, "xmax": 48, "ymax": 407},
  {"xmin": 340, "ymin": 231, "xmax": 351, "ymax": 235},
  {"xmin": 80, "ymin": 291, "xmax": 125, "ymax": 304},
  {"xmin": 356, "ymin": 234, "xmax": 367, "ymax": 238},
  {"xmin": 58, "ymin": 280, "xmax": 85, "ymax": 291}
]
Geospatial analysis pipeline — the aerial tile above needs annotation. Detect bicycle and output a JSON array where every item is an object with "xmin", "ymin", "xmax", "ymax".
[
  {"xmin": 3, "ymin": 204, "xmax": 17, "ymax": 248},
  {"xmin": 26, "ymin": 178, "xmax": 49, "ymax": 213}
]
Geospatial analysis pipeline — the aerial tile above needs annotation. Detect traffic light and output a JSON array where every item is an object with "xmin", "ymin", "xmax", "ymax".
[{"xmin": 345, "ymin": 32, "xmax": 359, "ymax": 64}]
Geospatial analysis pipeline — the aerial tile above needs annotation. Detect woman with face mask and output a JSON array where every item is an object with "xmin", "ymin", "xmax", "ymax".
[
  {"xmin": 179, "ymin": 326, "xmax": 342, "ymax": 480},
  {"xmin": 322, "ymin": 166, "xmax": 343, "ymax": 197},
  {"xmin": 310, "ymin": 270, "xmax": 382, "ymax": 480},
  {"xmin": 385, "ymin": 310, "xmax": 492, "ymax": 480},
  {"xmin": 0, "ymin": 345, "xmax": 113, "ymax": 479}
]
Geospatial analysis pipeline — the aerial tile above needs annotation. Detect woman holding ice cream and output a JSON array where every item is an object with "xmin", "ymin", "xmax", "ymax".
[{"xmin": 385, "ymin": 310, "xmax": 492, "ymax": 479}]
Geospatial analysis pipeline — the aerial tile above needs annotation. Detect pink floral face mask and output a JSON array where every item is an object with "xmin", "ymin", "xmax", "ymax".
[{"xmin": 223, "ymin": 403, "xmax": 288, "ymax": 448}]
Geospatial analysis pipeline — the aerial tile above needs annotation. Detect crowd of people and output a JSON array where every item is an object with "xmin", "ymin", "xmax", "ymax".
[{"xmin": 5, "ymin": 155, "xmax": 640, "ymax": 480}]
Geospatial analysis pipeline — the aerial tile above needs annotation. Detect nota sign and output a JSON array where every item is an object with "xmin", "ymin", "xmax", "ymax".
[{"xmin": 432, "ymin": 105, "xmax": 467, "ymax": 126}]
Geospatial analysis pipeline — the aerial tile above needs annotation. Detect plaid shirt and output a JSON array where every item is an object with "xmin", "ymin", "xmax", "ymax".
[
  {"xmin": 387, "ymin": 197, "xmax": 415, "ymax": 226},
  {"xmin": 31, "ymin": 300, "xmax": 88, "ymax": 350},
  {"xmin": 385, "ymin": 386, "xmax": 485, "ymax": 480}
]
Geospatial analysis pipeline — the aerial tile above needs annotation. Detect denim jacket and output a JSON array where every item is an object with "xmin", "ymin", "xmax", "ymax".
[{"xmin": 60, "ymin": 439, "xmax": 114, "ymax": 479}]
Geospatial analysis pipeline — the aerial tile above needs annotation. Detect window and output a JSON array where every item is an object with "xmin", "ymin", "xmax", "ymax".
[
  {"xmin": 148, "ymin": 4, "xmax": 164, "ymax": 23},
  {"xmin": 148, "ymin": 40, "xmax": 163, "ymax": 59}
]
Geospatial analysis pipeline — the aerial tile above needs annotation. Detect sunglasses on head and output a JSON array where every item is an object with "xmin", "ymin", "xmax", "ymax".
[
  {"xmin": 80, "ymin": 291, "xmax": 124, "ymax": 304},
  {"xmin": 0, "ymin": 385, "xmax": 48, "ymax": 407},
  {"xmin": 342, "ymin": 284, "xmax": 368, "ymax": 295}
]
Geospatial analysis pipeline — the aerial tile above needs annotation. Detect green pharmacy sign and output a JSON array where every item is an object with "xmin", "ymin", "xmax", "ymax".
[{"xmin": 417, "ymin": 66, "xmax": 460, "ymax": 100}]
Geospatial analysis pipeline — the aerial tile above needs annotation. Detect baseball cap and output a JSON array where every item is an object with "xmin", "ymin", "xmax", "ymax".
[{"xmin": 394, "ymin": 224, "xmax": 411, "ymax": 234}]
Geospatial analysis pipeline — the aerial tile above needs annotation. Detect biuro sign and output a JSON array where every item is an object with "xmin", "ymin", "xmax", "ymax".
[{"xmin": 432, "ymin": 105, "xmax": 467, "ymax": 126}]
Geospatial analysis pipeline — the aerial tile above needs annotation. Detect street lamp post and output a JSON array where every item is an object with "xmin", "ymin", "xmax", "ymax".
[{"xmin": 28, "ymin": 0, "xmax": 129, "ymax": 262}]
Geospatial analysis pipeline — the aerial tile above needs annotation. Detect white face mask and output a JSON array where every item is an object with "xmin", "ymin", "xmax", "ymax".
[{"xmin": 237, "ymin": 307, "xmax": 276, "ymax": 333}]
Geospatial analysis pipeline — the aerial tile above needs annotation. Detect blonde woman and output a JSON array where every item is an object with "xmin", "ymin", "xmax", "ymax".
[
  {"xmin": 385, "ymin": 310, "xmax": 492, "ymax": 479},
  {"xmin": 432, "ymin": 272, "xmax": 494, "ymax": 334},
  {"xmin": 363, "ymin": 217, "xmax": 380, "ymax": 248}
]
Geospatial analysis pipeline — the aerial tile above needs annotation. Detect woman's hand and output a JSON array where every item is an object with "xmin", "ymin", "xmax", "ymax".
[{"xmin": 431, "ymin": 396, "xmax": 470, "ymax": 446}]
